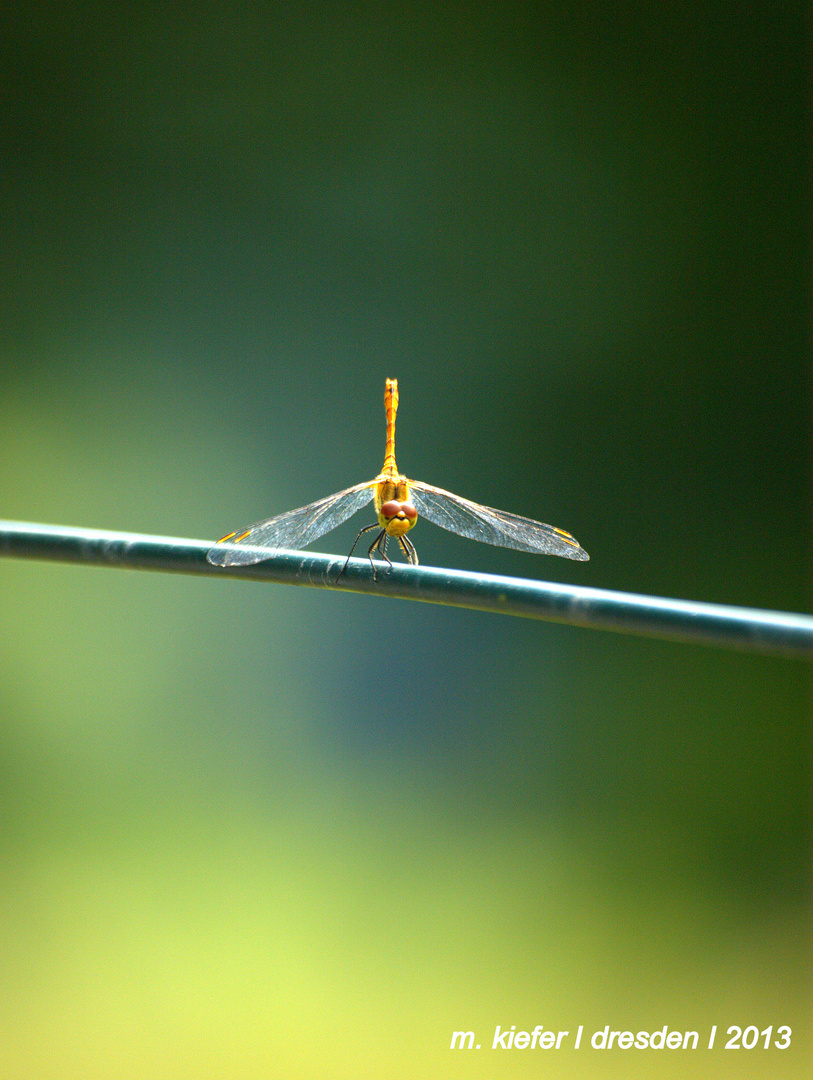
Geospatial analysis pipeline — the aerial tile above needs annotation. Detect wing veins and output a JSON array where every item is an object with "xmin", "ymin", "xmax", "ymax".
[
  {"xmin": 208, "ymin": 481, "xmax": 376, "ymax": 566},
  {"xmin": 408, "ymin": 480, "xmax": 588, "ymax": 560}
]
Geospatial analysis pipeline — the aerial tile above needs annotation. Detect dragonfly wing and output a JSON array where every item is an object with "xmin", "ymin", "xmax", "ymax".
[
  {"xmin": 409, "ymin": 480, "xmax": 589, "ymax": 561},
  {"xmin": 208, "ymin": 482, "xmax": 377, "ymax": 566}
]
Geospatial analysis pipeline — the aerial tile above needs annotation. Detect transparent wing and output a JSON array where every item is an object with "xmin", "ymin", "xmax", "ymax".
[
  {"xmin": 208, "ymin": 481, "xmax": 377, "ymax": 566},
  {"xmin": 408, "ymin": 480, "xmax": 589, "ymax": 561}
]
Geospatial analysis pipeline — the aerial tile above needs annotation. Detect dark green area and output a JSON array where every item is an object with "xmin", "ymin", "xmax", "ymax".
[{"xmin": 0, "ymin": 3, "xmax": 809, "ymax": 1075}]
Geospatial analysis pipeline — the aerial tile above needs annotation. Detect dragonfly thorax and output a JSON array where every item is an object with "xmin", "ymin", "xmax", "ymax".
[{"xmin": 374, "ymin": 477, "xmax": 417, "ymax": 537}]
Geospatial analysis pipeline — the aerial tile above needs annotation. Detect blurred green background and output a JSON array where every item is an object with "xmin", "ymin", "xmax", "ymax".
[{"xmin": 1, "ymin": 3, "xmax": 809, "ymax": 1077}]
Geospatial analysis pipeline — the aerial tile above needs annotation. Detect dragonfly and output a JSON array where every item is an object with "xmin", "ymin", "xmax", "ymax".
[{"xmin": 208, "ymin": 378, "xmax": 589, "ymax": 573}]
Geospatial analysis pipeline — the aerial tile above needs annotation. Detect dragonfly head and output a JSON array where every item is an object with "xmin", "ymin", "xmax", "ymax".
[{"xmin": 378, "ymin": 500, "xmax": 418, "ymax": 538}]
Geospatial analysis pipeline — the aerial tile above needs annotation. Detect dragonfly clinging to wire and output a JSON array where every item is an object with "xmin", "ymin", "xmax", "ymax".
[{"xmin": 208, "ymin": 378, "xmax": 589, "ymax": 574}]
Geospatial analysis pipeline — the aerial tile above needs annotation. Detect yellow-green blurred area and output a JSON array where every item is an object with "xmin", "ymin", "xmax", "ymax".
[{"xmin": 1, "ymin": 2, "xmax": 809, "ymax": 1078}]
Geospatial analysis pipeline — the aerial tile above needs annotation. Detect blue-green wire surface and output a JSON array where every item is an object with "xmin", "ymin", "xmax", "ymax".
[{"xmin": 1, "ymin": 520, "xmax": 811, "ymax": 659}]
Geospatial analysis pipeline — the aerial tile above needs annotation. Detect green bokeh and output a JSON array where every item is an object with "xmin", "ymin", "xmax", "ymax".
[{"xmin": 1, "ymin": 4, "xmax": 809, "ymax": 1077}]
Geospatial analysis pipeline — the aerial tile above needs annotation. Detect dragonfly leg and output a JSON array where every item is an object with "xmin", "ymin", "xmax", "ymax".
[
  {"xmin": 367, "ymin": 530, "xmax": 392, "ymax": 580},
  {"xmin": 398, "ymin": 535, "xmax": 419, "ymax": 566},
  {"xmin": 338, "ymin": 523, "xmax": 414, "ymax": 583},
  {"xmin": 339, "ymin": 523, "xmax": 382, "ymax": 581}
]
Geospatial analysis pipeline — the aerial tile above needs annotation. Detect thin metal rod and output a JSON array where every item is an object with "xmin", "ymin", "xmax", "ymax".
[{"xmin": 1, "ymin": 520, "xmax": 811, "ymax": 658}]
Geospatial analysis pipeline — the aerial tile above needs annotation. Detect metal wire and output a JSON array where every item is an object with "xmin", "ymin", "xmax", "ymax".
[{"xmin": 1, "ymin": 519, "xmax": 811, "ymax": 658}]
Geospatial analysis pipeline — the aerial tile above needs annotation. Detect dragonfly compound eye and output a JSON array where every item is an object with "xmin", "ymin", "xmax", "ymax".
[
  {"xmin": 380, "ymin": 500, "xmax": 418, "ymax": 536},
  {"xmin": 380, "ymin": 500, "xmax": 405, "ymax": 520}
]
